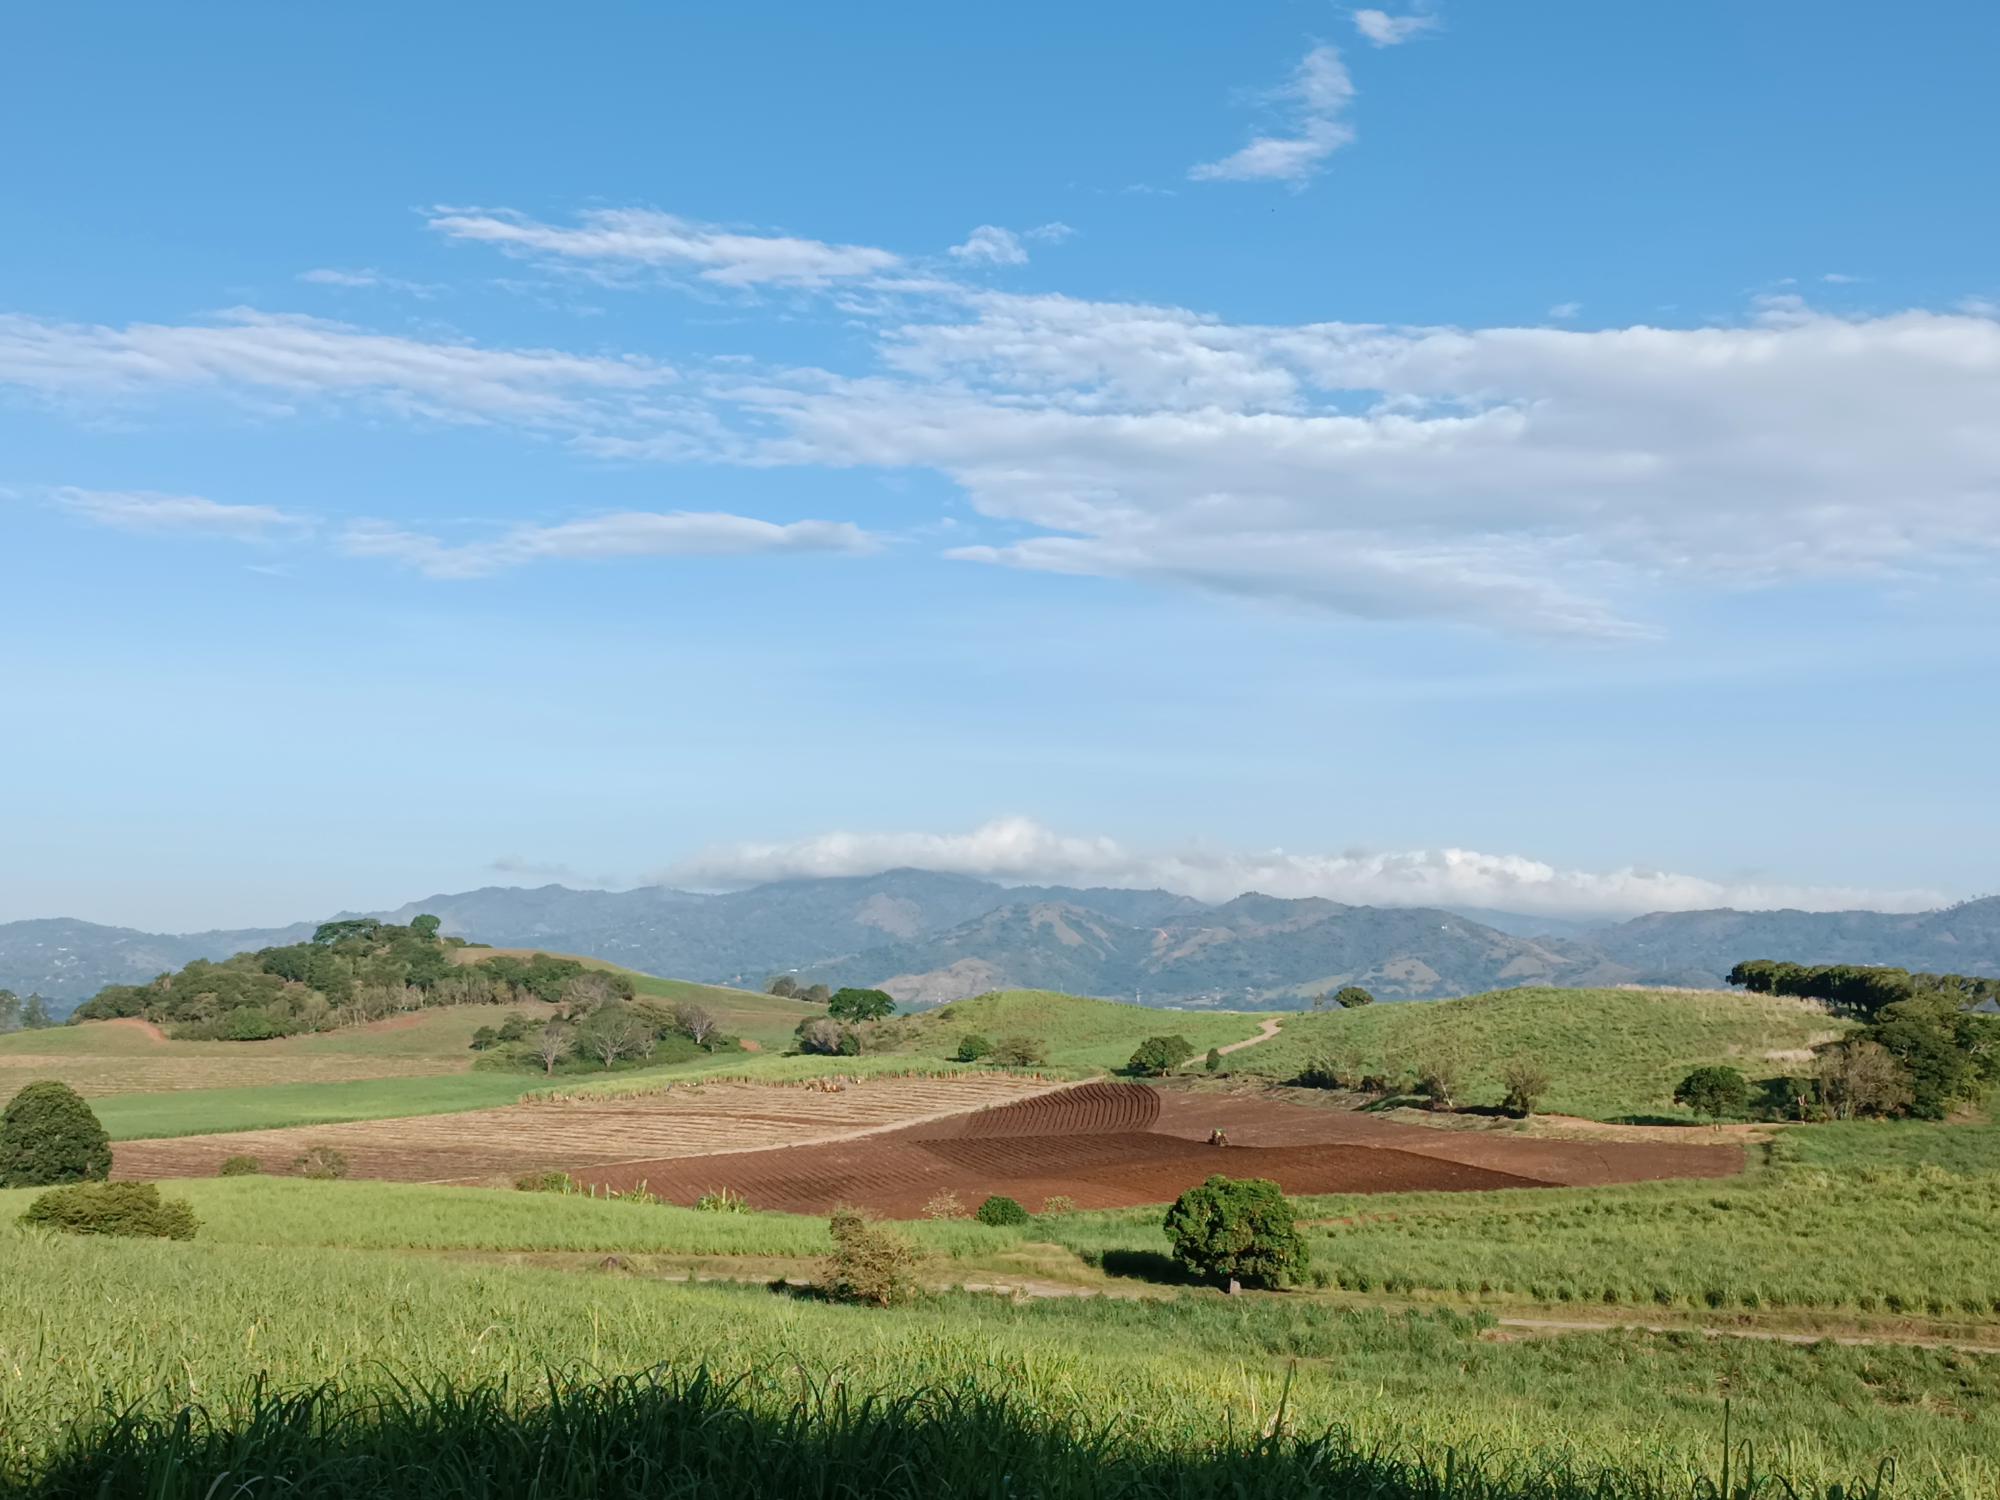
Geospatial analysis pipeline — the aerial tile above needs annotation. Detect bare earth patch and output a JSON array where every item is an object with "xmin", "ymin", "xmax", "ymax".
[
  {"xmin": 577, "ymin": 1082, "xmax": 1744, "ymax": 1217},
  {"xmin": 113, "ymin": 1075, "xmax": 1062, "ymax": 1182}
]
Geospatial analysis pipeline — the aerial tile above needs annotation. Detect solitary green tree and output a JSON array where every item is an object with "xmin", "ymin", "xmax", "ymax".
[
  {"xmin": 409, "ymin": 914, "xmax": 442, "ymax": 942},
  {"xmin": 828, "ymin": 987, "xmax": 897, "ymax": 1022},
  {"xmin": 1674, "ymin": 1065, "xmax": 1750, "ymax": 1121},
  {"xmin": 1163, "ymin": 1176, "xmax": 1308, "ymax": 1291},
  {"xmin": 0, "ymin": 1081, "xmax": 113, "ymax": 1188},
  {"xmin": 1333, "ymin": 985, "xmax": 1375, "ymax": 1008},
  {"xmin": 1127, "ymin": 1034, "xmax": 1196, "ymax": 1076}
]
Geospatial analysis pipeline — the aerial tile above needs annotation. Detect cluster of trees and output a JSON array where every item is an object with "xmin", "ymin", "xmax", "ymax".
[
  {"xmin": 0, "ymin": 990, "xmax": 58, "ymax": 1033},
  {"xmin": 1729, "ymin": 958, "xmax": 2000, "ymax": 1120},
  {"xmin": 481, "ymin": 997, "xmax": 729, "ymax": 1076},
  {"xmin": 791, "ymin": 989, "xmax": 901, "ymax": 1057},
  {"xmin": 68, "ymin": 919, "xmax": 637, "ymax": 1042},
  {"xmin": 767, "ymin": 976, "xmax": 833, "ymax": 1004},
  {"xmin": 1728, "ymin": 959, "xmax": 2000, "ymax": 1017},
  {"xmin": 952, "ymin": 1033, "xmax": 1049, "ymax": 1067}
]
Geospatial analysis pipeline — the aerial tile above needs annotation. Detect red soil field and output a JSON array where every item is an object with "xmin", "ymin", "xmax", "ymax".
[{"xmin": 577, "ymin": 1081, "xmax": 1741, "ymax": 1216}]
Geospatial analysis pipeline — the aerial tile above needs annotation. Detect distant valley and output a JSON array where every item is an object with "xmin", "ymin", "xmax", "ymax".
[{"xmin": 6, "ymin": 869, "xmax": 1997, "ymax": 1013}]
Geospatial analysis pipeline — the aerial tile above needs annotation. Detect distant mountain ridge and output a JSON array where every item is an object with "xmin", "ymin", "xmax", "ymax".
[{"xmin": 5, "ymin": 872, "xmax": 1995, "ymax": 1013}]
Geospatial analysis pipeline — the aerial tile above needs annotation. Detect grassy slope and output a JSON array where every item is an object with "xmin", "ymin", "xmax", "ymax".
[
  {"xmin": 1232, "ymin": 986, "xmax": 1848, "ymax": 1119},
  {"xmin": 3, "ymin": 1137, "xmax": 1998, "ymax": 1493},
  {"xmin": 900, "ymin": 990, "xmax": 1273, "ymax": 1070}
]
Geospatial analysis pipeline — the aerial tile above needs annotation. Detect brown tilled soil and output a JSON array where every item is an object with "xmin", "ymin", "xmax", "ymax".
[
  {"xmin": 113, "ymin": 1075, "xmax": 1063, "ymax": 1183},
  {"xmin": 575, "ymin": 1081, "xmax": 1743, "ymax": 1216}
]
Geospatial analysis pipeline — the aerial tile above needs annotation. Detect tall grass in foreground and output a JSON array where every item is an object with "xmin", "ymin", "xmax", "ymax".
[
  {"xmin": 8, "ymin": 1368, "xmax": 1902, "ymax": 1500},
  {"xmin": 2, "ymin": 1228, "xmax": 1996, "ymax": 1494}
]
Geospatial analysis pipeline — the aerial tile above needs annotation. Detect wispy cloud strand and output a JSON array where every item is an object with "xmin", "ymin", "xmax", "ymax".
[
  {"xmin": 341, "ymin": 509, "xmax": 877, "ymax": 579},
  {"xmin": 1190, "ymin": 45, "xmax": 1357, "ymax": 187},
  {"xmin": 53, "ymin": 487, "xmax": 308, "ymax": 540}
]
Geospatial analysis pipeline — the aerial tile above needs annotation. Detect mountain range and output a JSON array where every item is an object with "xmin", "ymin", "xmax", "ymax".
[{"xmin": 7, "ymin": 871, "xmax": 1998, "ymax": 1015}]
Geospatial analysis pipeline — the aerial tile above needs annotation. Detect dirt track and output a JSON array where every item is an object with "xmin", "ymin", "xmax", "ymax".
[{"xmin": 578, "ymin": 1081, "xmax": 1742, "ymax": 1216}]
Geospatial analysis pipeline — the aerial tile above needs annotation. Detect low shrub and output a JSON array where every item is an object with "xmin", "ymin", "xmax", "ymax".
[
  {"xmin": 19, "ymin": 1181, "xmax": 198, "ymax": 1239},
  {"xmin": 217, "ymin": 1155, "xmax": 261, "ymax": 1177},
  {"xmin": 293, "ymin": 1146, "xmax": 350, "ymax": 1181},
  {"xmin": 1039, "ymin": 1194, "xmax": 1077, "ymax": 1216},
  {"xmin": 822, "ymin": 1208, "xmax": 924, "ymax": 1307},
  {"xmin": 1205, "ymin": 1046, "xmax": 1223, "ymax": 1072},
  {"xmin": 514, "ymin": 1170, "xmax": 574, "ymax": 1194},
  {"xmin": 922, "ymin": 1190, "xmax": 967, "ymax": 1220},
  {"xmin": 695, "ymin": 1188, "xmax": 748, "ymax": 1214},
  {"xmin": 975, "ymin": 1194, "xmax": 1031, "ymax": 1227}
]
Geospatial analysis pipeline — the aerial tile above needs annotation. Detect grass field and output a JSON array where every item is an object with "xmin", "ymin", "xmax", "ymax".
[
  {"xmin": 0, "ymin": 1006, "xmax": 548, "ymax": 1101},
  {"xmin": 451, "ymin": 949, "xmax": 821, "ymax": 1051},
  {"xmin": 1231, "ymin": 986, "xmax": 1848, "ymax": 1120},
  {"xmin": 898, "ymin": 990, "xmax": 1275, "ymax": 1071},
  {"xmin": 1, "ymin": 1186, "xmax": 1994, "ymax": 1496}
]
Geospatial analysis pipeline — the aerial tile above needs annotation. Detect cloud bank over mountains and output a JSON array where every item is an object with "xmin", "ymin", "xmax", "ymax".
[{"xmin": 660, "ymin": 817, "xmax": 1947, "ymax": 917}]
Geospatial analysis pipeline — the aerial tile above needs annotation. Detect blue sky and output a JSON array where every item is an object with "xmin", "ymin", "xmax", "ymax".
[{"xmin": 5, "ymin": 1, "xmax": 1998, "ymax": 930}]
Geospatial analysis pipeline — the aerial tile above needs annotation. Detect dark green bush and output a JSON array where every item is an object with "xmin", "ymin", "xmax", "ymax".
[
  {"xmin": 217, "ymin": 1155, "xmax": 261, "ymax": 1177},
  {"xmin": 19, "ymin": 1181, "xmax": 198, "ymax": 1239},
  {"xmin": 974, "ymin": 1195, "xmax": 1031, "ymax": 1226},
  {"xmin": 0, "ymin": 1080, "xmax": 112, "ymax": 1187},
  {"xmin": 954, "ymin": 1033, "xmax": 995, "ymax": 1063}
]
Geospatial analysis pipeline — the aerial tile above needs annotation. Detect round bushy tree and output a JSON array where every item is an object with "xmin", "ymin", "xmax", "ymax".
[
  {"xmin": 0, "ymin": 1081, "xmax": 112, "ymax": 1188},
  {"xmin": 1333, "ymin": 986, "xmax": 1375, "ymax": 1008},
  {"xmin": 1127, "ymin": 1034, "xmax": 1195, "ymax": 1076},
  {"xmin": 1163, "ymin": 1175, "xmax": 1308, "ymax": 1290},
  {"xmin": 1674, "ymin": 1065, "xmax": 1750, "ymax": 1121},
  {"xmin": 827, "ymin": 987, "xmax": 896, "ymax": 1023}
]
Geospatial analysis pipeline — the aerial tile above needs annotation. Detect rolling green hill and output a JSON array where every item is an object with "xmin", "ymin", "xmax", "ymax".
[
  {"xmin": 898, "ymin": 989, "xmax": 1274, "ymax": 1071},
  {"xmin": 1229, "ymin": 986, "xmax": 1851, "ymax": 1120}
]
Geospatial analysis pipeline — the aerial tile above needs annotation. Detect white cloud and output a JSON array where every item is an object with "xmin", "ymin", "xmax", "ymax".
[
  {"xmin": 0, "ymin": 309, "xmax": 668, "ymax": 428},
  {"xmin": 1353, "ymin": 9, "xmax": 1440, "ymax": 45},
  {"xmin": 1025, "ymin": 222, "xmax": 1075, "ymax": 244},
  {"xmin": 298, "ymin": 268, "xmax": 439, "ymax": 298},
  {"xmin": 1548, "ymin": 301, "xmax": 1582, "ymax": 320},
  {"xmin": 948, "ymin": 226, "xmax": 1028, "ymax": 266},
  {"xmin": 662, "ymin": 816, "xmax": 1946, "ymax": 916},
  {"xmin": 1190, "ymin": 45, "xmax": 1357, "ymax": 187},
  {"xmin": 53, "ymin": 487, "xmax": 309, "ymax": 541},
  {"xmin": 341, "ymin": 509, "xmax": 877, "ymax": 579},
  {"xmin": 723, "ymin": 292, "xmax": 2000, "ymax": 636},
  {"xmin": 1820, "ymin": 272, "xmax": 1865, "ymax": 285},
  {"xmin": 426, "ymin": 207, "xmax": 901, "ymax": 288}
]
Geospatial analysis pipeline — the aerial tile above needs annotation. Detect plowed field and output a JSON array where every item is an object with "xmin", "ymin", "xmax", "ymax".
[
  {"xmin": 576, "ymin": 1082, "xmax": 1742, "ymax": 1215},
  {"xmin": 113, "ymin": 1075, "xmax": 1060, "ymax": 1183}
]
